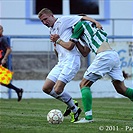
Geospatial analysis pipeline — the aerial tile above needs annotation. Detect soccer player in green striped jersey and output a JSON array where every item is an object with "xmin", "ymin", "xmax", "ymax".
[{"xmin": 51, "ymin": 20, "xmax": 133, "ymax": 123}]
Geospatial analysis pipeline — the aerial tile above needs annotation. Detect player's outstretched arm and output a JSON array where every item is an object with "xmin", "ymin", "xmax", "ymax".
[
  {"xmin": 57, "ymin": 39, "xmax": 75, "ymax": 50},
  {"xmin": 82, "ymin": 16, "xmax": 102, "ymax": 30},
  {"xmin": 50, "ymin": 34, "xmax": 75, "ymax": 50}
]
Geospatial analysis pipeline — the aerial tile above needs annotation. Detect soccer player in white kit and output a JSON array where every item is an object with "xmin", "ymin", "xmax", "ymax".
[
  {"xmin": 51, "ymin": 20, "xmax": 133, "ymax": 123},
  {"xmin": 38, "ymin": 8, "xmax": 102, "ymax": 122}
]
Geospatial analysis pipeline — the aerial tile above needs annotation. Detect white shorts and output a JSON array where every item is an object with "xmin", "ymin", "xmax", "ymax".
[
  {"xmin": 47, "ymin": 56, "xmax": 81, "ymax": 84},
  {"xmin": 84, "ymin": 50, "xmax": 124, "ymax": 82}
]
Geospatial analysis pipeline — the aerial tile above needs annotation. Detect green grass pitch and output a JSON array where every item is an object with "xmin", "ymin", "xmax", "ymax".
[{"xmin": 0, "ymin": 98, "xmax": 133, "ymax": 133}]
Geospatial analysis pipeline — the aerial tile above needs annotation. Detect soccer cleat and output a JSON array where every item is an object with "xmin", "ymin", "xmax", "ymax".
[
  {"xmin": 74, "ymin": 118, "xmax": 93, "ymax": 123},
  {"xmin": 70, "ymin": 107, "xmax": 82, "ymax": 122},
  {"xmin": 63, "ymin": 100, "xmax": 78, "ymax": 117},
  {"xmin": 17, "ymin": 89, "xmax": 23, "ymax": 102}
]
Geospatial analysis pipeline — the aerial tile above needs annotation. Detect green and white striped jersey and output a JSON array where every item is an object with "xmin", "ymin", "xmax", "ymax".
[{"xmin": 71, "ymin": 21, "xmax": 108, "ymax": 54}]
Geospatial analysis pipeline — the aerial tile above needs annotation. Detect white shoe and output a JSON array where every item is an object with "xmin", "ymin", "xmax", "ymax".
[{"xmin": 74, "ymin": 118, "xmax": 93, "ymax": 123}]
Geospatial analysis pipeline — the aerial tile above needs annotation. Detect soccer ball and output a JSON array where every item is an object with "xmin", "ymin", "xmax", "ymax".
[{"xmin": 47, "ymin": 109, "xmax": 64, "ymax": 124}]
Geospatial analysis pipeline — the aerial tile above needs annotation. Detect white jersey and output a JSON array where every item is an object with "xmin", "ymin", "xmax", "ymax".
[{"xmin": 50, "ymin": 16, "xmax": 82, "ymax": 63}]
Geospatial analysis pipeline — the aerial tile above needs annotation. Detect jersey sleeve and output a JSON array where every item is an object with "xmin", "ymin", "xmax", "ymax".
[
  {"xmin": 70, "ymin": 21, "xmax": 84, "ymax": 42},
  {"xmin": 60, "ymin": 16, "xmax": 82, "ymax": 28}
]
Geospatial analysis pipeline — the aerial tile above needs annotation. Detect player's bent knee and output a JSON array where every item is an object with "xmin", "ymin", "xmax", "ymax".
[
  {"xmin": 80, "ymin": 80, "xmax": 93, "ymax": 89},
  {"xmin": 54, "ymin": 82, "xmax": 65, "ymax": 94},
  {"xmin": 79, "ymin": 82, "xmax": 82, "ymax": 88},
  {"xmin": 54, "ymin": 88, "xmax": 63, "ymax": 95},
  {"xmin": 42, "ymin": 86, "xmax": 51, "ymax": 94},
  {"xmin": 42, "ymin": 87, "xmax": 47, "ymax": 93},
  {"xmin": 79, "ymin": 81, "xmax": 84, "ymax": 89}
]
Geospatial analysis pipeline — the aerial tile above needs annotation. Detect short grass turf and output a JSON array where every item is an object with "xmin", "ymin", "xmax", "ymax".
[{"xmin": 0, "ymin": 98, "xmax": 133, "ymax": 133}]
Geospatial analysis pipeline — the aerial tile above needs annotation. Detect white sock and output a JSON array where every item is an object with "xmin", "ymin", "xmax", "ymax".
[
  {"xmin": 59, "ymin": 91, "xmax": 78, "ymax": 113},
  {"xmin": 49, "ymin": 88, "xmax": 78, "ymax": 113},
  {"xmin": 85, "ymin": 110, "xmax": 92, "ymax": 116},
  {"xmin": 49, "ymin": 88, "xmax": 58, "ymax": 98}
]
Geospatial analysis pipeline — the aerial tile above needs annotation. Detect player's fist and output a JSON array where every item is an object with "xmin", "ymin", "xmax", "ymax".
[{"xmin": 50, "ymin": 34, "xmax": 60, "ymax": 42}]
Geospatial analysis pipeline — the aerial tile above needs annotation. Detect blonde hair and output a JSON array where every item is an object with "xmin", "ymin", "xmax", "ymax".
[{"xmin": 38, "ymin": 8, "xmax": 53, "ymax": 18}]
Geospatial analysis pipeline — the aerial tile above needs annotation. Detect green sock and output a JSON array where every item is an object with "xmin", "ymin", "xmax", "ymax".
[
  {"xmin": 125, "ymin": 88, "xmax": 133, "ymax": 101},
  {"xmin": 81, "ymin": 87, "xmax": 92, "ymax": 120}
]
